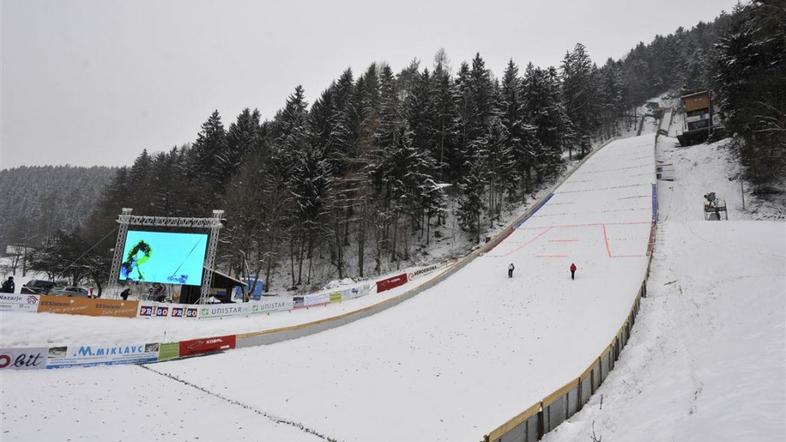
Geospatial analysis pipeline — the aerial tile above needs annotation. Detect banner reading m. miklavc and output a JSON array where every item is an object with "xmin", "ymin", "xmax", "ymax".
[{"xmin": 46, "ymin": 343, "xmax": 159, "ymax": 368}]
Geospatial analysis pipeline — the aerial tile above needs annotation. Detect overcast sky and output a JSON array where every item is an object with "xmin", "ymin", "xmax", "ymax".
[{"xmin": 1, "ymin": 0, "xmax": 739, "ymax": 169}]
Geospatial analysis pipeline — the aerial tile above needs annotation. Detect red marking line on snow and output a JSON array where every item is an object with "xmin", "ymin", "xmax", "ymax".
[
  {"xmin": 518, "ymin": 221, "xmax": 650, "ymax": 231},
  {"xmin": 488, "ymin": 226, "xmax": 553, "ymax": 258},
  {"xmin": 602, "ymin": 224, "xmax": 612, "ymax": 258}
]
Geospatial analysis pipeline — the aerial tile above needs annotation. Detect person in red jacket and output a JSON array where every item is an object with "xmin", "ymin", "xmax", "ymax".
[{"xmin": 570, "ymin": 263, "xmax": 577, "ymax": 280}]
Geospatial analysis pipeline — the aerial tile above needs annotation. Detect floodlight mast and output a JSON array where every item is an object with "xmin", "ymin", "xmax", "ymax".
[{"xmin": 107, "ymin": 208, "xmax": 224, "ymax": 303}]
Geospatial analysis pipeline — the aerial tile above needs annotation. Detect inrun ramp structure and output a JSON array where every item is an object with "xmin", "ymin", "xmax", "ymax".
[{"xmin": 0, "ymin": 135, "xmax": 656, "ymax": 442}]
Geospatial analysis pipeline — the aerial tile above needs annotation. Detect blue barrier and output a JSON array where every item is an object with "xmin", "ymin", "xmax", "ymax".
[{"xmin": 517, "ymin": 192, "xmax": 554, "ymax": 229}]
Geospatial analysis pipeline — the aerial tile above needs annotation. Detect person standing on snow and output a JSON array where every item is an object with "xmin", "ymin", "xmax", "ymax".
[
  {"xmin": 570, "ymin": 263, "xmax": 577, "ymax": 280},
  {"xmin": 508, "ymin": 263, "xmax": 515, "ymax": 278},
  {"xmin": 1, "ymin": 276, "xmax": 15, "ymax": 293}
]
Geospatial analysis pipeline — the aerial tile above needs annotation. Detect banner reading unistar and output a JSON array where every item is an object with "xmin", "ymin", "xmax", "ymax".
[{"xmin": 196, "ymin": 298, "xmax": 295, "ymax": 319}]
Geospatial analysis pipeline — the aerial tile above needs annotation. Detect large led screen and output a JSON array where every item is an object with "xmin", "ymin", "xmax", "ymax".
[{"xmin": 119, "ymin": 230, "xmax": 208, "ymax": 286}]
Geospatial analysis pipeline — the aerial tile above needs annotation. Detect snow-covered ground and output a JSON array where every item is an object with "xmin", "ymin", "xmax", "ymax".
[
  {"xmin": 0, "ymin": 363, "xmax": 325, "ymax": 442},
  {"xmin": 0, "ymin": 265, "xmax": 449, "ymax": 347},
  {"xmin": 0, "ymin": 137, "xmax": 610, "ymax": 349},
  {"xmin": 0, "ymin": 134, "xmax": 656, "ymax": 441},
  {"xmin": 542, "ymin": 136, "xmax": 786, "ymax": 441}
]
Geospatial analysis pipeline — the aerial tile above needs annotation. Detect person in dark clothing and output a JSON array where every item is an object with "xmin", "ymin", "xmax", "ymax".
[
  {"xmin": 150, "ymin": 283, "xmax": 166, "ymax": 302},
  {"xmin": 120, "ymin": 288, "xmax": 131, "ymax": 301},
  {"xmin": 1, "ymin": 276, "xmax": 15, "ymax": 293},
  {"xmin": 508, "ymin": 263, "xmax": 515, "ymax": 278},
  {"xmin": 570, "ymin": 263, "xmax": 577, "ymax": 280}
]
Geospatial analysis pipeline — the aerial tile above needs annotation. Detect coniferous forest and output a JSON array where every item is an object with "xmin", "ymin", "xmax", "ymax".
[{"xmin": 8, "ymin": 0, "xmax": 784, "ymax": 294}]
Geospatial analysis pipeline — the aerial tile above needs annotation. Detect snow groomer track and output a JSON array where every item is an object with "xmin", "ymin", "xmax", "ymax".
[{"xmin": 0, "ymin": 134, "xmax": 657, "ymax": 442}]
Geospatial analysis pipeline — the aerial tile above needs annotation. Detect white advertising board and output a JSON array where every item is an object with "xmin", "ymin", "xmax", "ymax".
[
  {"xmin": 197, "ymin": 297, "xmax": 295, "ymax": 319},
  {"xmin": 0, "ymin": 293, "xmax": 40, "ymax": 313},
  {"xmin": 303, "ymin": 293, "xmax": 329, "ymax": 307},
  {"xmin": 254, "ymin": 297, "xmax": 295, "ymax": 314},
  {"xmin": 406, "ymin": 264, "xmax": 440, "ymax": 281},
  {"xmin": 138, "ymin": 301, "xmax": 199, "ymax": 319},
  {"xmin": 0, "ymin": 347, "xmax": 48, "ymax": 370},
  {"xmin": 46, "ymin": 343, "xmax": 160, "ymax": 369}
]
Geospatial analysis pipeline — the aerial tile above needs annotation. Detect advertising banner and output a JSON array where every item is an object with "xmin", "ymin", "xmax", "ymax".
[
  {"xmin": 0, "ymin": 347, "xmax": 48, "ymax": 370},
  {"xmin": 255, "ymin": 297, "xmax": 294, "ymax": 314},
  {"xmin": 38, "ymin": 295, "xmax": 139, "ymax": 318},
  {"xmin": 139, "ymin": 301, "xmax": 198, "ymax": 319},
  {"xmin": 158, "ymin": 342, "xmax": 180, "ymax": 361},
  {"xmin": 293, "ymin": 296, "xmax": 305, "ymax": 309},
  {"xmin": 179, "ymin": 335, "xmax": 236, "ymax": 357},
  {"xmin": 174, "ymin": 305, "xmax": 200, "ymax": 318},
  {"xmin": 141, "ymin": 298, "xmax": 295, "ymax": 320},
  {"xmin": 303, "ymin": 293, "xmax": 329, "ymax": 307},
  {"xmin": 154, "ymin": 304, "xmax": 170, "ymax": 318},
  {"xmin": 46, "ymin": 343, "xmax": 159, "ymax": 368},
  {"xmin": 196, "ymin": 298, "xmax": 296, "ymax": 319},
  {"xmin": 197, "ymin": 303, "xmax": 248, "ymax": 319},
  {"xmin": 329, "ymin": 292, "xmax": 342, "ymax": 303},
  {"xmin": 376, "ymin": 273, "xmax": 408, "ymax": 293},
  {"xmin": 340, "ymin": 283, "xmax": 373, "ymax": 300},
  {"xmin": 0, "ymin": 293, "xmax": 40, "ymax": 313},
  {"xmin": 407, "ymin": 264, "xmax": 439, "ymax": 282}
]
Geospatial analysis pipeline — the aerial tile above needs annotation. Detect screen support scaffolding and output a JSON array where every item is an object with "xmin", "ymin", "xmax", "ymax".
[{"xmin": 107, "ymin": 208, "xmax": 224, "ymax": 303}]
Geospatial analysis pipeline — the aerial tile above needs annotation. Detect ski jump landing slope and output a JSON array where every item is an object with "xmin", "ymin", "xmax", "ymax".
[{"xmin": 0, "ymin": 135, "xmax": 656, "ymax": 442}]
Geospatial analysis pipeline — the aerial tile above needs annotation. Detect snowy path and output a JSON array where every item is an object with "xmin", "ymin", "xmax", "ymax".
[{"xmin": 0, "ymin": 134, "xmax": 656, "ymax": 442}]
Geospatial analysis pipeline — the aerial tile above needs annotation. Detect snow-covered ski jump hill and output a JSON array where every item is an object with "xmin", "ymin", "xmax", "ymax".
[{"xmin": 0, "ymin": 134, "xmax": 657, "ymax": 441}]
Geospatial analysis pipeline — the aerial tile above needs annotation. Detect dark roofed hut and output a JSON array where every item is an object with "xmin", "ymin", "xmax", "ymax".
[{"xmin": 179, "ymin": 268, "xmax": 246, "ymax": 304}]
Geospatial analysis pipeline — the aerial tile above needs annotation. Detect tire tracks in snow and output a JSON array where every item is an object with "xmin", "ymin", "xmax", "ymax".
[{"xmin": 137, "ymin": 364, "xmax": 340, "ymax": 442}]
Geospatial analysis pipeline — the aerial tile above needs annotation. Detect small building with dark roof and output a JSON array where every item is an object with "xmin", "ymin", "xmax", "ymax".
[{"xmin": 179, "ymin": 268, "xmax": 246, "ymax": 304}]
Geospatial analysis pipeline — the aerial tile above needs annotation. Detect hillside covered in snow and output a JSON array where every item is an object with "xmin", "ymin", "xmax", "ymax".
[{"xmin": 543, "ymin": 135, "xmax": 785, "ymax": 442}]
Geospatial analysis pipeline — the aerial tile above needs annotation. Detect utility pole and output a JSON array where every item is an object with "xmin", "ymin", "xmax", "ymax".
[{"xmin": 740, "ymin": 180, "xmax": 745, "ymax": 210}]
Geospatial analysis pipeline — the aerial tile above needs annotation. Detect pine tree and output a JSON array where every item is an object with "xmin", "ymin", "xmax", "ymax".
[
  {"xmin": 270, "ymin": 86, "xmax": 311, "ymax": 286},
  {"xmin": 596, "ymin": 59, "xmax": 624, "ymax": 139},
  {"xmin": 290, "ymin": 142, "xmax": 332, "ymax": 283},
  {"xmin": 561, "ymin": 43, "xmax": 597, "ymax": 158},
  {"xmin": 457, "ymin": 159, "xmax": 485, "ymax": 244},
  {"xmin": 713, "ymin": 0, "xmax": 786, "ymax": 184},
  {"xmin": 500, "ymin": 59, "xmax": 533, "ymax": 196},
  {"xmin": 226, "ymin": 108, "xmax": 262, "ymax": 177},
  {"xmin": 431, "ymin": 56, "xmax": 459, "ymax": 184},
  {"xmin": 189, "ymin": 110, "xmax": 228, "ymax": 200},
  {"xmin": 522, "ymin": 65, "xmax": 568, "ymax": 182}
]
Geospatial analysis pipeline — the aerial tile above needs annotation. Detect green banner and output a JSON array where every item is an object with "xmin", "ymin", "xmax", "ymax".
[{"xmin": 158, "ymin": 342, "xmax": 180, "ymax": 361}]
